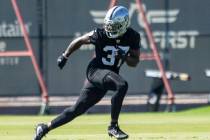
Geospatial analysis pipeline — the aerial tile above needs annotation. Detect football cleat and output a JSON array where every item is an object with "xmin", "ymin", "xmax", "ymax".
[
  {"xmin": 33, "ymin": 123, "xmax": 49, "ymax": 140},
  {"xmin": 108, "ymin": 124, "xmax": 128, "ymax": 139}
]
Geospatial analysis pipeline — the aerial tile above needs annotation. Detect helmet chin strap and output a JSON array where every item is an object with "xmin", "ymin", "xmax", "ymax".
[{"xmin": 106, "ymin": 32, "xmax": 119, "ymax": 39}]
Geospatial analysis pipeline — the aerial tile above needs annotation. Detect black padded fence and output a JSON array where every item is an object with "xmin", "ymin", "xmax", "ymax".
[{"xmin": 0, "ymin": 0, "xmax": 210, "ymax": 96}]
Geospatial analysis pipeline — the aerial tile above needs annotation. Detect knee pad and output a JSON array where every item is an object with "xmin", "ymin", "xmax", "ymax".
[
  {"xmin": 117, "ymin": 80, "xmax": 128, "ymax": 92},
  {"xmin": 111, "ymin": 81, "xmax": 128, "ymax": 103}
]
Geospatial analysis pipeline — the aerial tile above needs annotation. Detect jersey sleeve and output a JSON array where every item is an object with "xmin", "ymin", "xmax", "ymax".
[
  {"xmin": 130, "ymin": 32, "xmax": 141, "ymax": 50},
  {"xmin": 89, "ymin": 28, "xmax": 99, "ymax": 45}
]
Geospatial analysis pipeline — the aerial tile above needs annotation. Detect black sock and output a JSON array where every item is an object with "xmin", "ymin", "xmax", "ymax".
[{"xmin": 110, "ymin": 121, "xmax": 118, "ymax": 127}]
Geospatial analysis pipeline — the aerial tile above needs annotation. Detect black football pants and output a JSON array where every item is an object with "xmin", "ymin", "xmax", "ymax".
[{"xmin": 50, "ymin": 69, "xmax": 128, "ymax": 130}]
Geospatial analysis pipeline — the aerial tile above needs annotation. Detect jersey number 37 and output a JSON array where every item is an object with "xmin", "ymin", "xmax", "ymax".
[{"xmin": 102, "ymin": 45, "xmax": 129, "ymax": 67}]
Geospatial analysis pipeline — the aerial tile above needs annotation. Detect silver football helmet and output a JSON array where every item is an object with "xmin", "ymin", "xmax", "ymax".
[{"xmin": 104, "ymin": 6, "xmax": 129, "ymax": 38}]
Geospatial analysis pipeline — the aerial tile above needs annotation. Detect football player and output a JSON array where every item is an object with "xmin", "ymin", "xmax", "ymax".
[{"xmin": 34, "ymin": 5, "xmax": 140, "ymax": 140}]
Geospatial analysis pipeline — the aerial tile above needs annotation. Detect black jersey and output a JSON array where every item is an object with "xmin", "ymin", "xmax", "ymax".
[{"xmin": 89, "ymin": 27, "xmax": 140, "ymax": 73}]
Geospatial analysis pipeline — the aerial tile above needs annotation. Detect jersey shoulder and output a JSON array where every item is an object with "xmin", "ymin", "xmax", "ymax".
[
  {"xmin": 125, "ymin": 27, "xmax": 141, "ymax": 49},
  {"xmin": 94, "ymin": 28, "xmax": 106, "ymax": 38},
  {"xmin": 89, "ymin": 28, "xmax": 106, "ymax": 44},
  {"xmin": 90, "ymin": 28, "xmax": 107, "ymax": 44},
  {"xmin": 126, "ymin": 27, "xmax": 140, "ymax": 39}
]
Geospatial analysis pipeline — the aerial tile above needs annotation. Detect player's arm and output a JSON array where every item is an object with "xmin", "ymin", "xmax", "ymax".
[
  {"xmin": 125, "ymin": 31, "xmax": 141, "ymax": 67},
  {"xmin": 57, "ymin": 32, "xmax": 92, "ymax": 69},
  {"xmin": 125, "ymin": 48, "xmax": 140, "ymax": 67},
  {"xmin": 63, "ymin": 32, "xmax": 92, "ymax": 57}
]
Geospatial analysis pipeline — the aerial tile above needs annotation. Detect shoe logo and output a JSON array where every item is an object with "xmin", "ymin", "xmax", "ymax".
[{"xmin": 36, "ymin": 126, "xmax": 43, "ymax": 136}]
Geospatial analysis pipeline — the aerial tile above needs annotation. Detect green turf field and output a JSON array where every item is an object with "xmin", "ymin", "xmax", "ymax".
[{"xmin": 0, "ymin": 106, "xmax": 210, "ymax": 140}]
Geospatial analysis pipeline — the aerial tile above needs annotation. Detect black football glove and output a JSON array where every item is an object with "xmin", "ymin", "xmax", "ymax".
[{"xmin": 57, "ymin": 54, "xmax": 68, "ymax": 69}]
